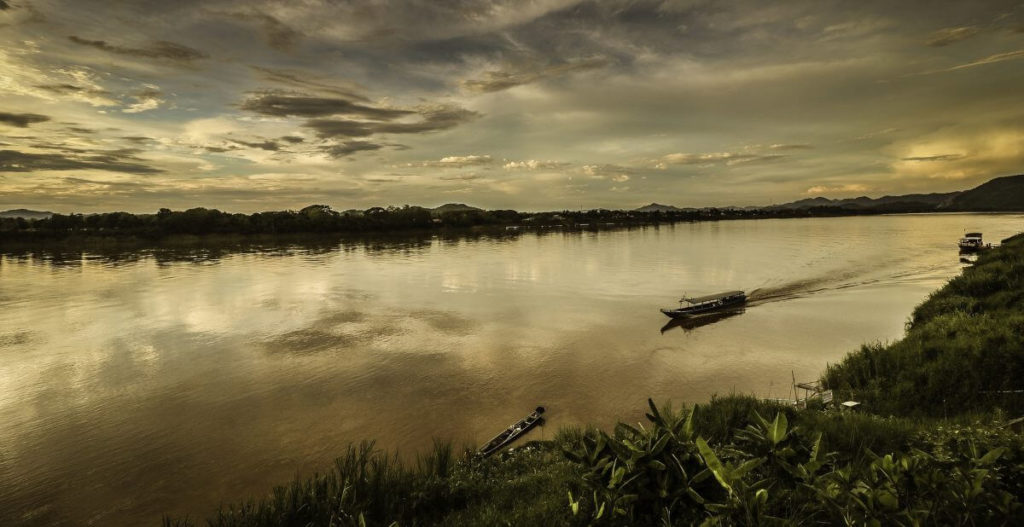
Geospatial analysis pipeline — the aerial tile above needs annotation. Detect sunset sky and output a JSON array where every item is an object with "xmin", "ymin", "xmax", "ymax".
[{"xmin": 1, "ymin": 0, "xmax": 1022, "ymax": 213}]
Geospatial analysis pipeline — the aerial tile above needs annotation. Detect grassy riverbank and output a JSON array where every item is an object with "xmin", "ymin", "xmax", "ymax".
[{"xmin": 167, "ymin": 234, "xmax": 1024, "ymax": 526}]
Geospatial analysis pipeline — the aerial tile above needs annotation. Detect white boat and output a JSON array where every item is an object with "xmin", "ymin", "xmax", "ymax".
[{"xmin": 958, "ymin": 232, "xmax": 986, "ymax": 253}]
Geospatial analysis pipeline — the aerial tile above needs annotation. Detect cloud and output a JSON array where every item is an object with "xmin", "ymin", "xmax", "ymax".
[
  {"xmin": 407, "ymin": 155, "xmax": 493, "ymax": 168},
  {"xmin": 122, "ymin": 85, "xmax": 163, "ymax": 114},
  {"xmin": 943, "ymin": 49, "xmax": 1024, "ymax": 72},
  {"xmin": 240, "ymin": 93, "xmax": 412, "ymax": 120},
  {"xmin": 0, "ymin": 149, "xmax": 163, "ymax": 174},
  {"xmin": 503, "ymin": 159, "xmax": 570, "ymax": 170},
  {"xmin": 462, "ymin": 57, "xmax": 610, "ymax": 93},
  {"xmin": 322, "ymin": 141, "xmax": 383, "ymax": 158},
  {"xmin": 439, "ymin": 174, "xmax": 481, "ymax": 181},
  {"xmin": 250, "ymin": 67, "xmax": 368, "ymax": 101},
  {"xmin": 305, "ymin": 105, "xmax": 479, "ymax": 138},
  {"xmin": 804, "ymin": 184, "xmax": 870, "ymax": 195},
  {"xmin": 0, "ymin": 1, "xmax": 10, "ymax": 10},
  {"xmin": 229, "ymin": 139, "xmax": 280, "ymax": 151},
  {"xmin": 226, "ymin": 12, "xmax": 301, "ymax": 50},
  {"xmin": 926, "ymin": 26, "xmax": 982, "ymax": 47},
  {"xmin": 656, "ymin": 151, "xmax": 786, "ymax": 168},
  {"xmin": 768, "ymin": 143, "xmax": 814, "ymax": 150},
  {"xmin": 901, "ymin": 154, "xmax": 966, "ymax": 162},
  {"xmin": 67, "ymin": 36, "xmax": 208, "ymax": 62},
  {"xmin": 581, "ymin": 164, "xmax": 633, "ymax": 178},
  {"xmin": 33, "ymin": 82, "xmax": 110, "ymax": 100},
  {"xmin": 0, "ymin": 111, "xmax": 50, "ymax": 127}
]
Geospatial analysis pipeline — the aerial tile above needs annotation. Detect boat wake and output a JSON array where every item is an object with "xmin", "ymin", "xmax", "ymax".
[{"xmin": 746, "ymin": 260, "xmax": 947, "ymax": 307}]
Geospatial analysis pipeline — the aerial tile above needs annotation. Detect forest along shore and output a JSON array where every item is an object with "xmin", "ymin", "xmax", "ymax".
[
  {"xmin": 165, "ymin": 233, "xmax": 1024, "ymax": 526},
  {"xmin": 5, "ymin": 174, "xmax": 1024, "ymax": 244}
]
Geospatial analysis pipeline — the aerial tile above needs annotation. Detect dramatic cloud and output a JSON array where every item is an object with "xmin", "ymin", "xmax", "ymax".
[
  {"xmin": 926, "ymin": 26, "xmax": 982, "ymax": 46},
  {"xmin": 462, "ymin": 57, "xmax": 610, "ymax": 93},
  {"xmin": 1, "ymin": 0, "xmax": 1023, "ymax": 211},
  {"xmin": 67, "ymin": 36, "xmax": 207, "ymax": 62},
  {"xmin": 0, "ymin": 149, "xmax": 162, "ymax": 174},
  {"xmin": 0, "ymin": 111, "xmax": 50, "ymax": 127},
  {"xmin": 240, "ymin": 93, "xmax": 412, "ymax": 119}
]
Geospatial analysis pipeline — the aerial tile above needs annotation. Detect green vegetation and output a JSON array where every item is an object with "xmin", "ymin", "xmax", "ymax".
[
  {"xmin": 165, "ymin": 398, "xmax": 1023, "ymax": 526},
  {"xmin": 5, "ymin": 175, "xmax": 1022, "ymax": 243},
  {"xmin": 0, "ymin": 203, "xmax": 945, "ymax": 243},
  {"xmin": 163, "ymin": 233, "xmax": 1024, "ymax": 526},
  {"xmin": 824, "ymin": 233, "xmax": 1024, "ymax": 416}
]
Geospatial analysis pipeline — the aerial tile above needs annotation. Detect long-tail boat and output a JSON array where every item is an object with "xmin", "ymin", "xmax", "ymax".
[{"xmin": 478, "ymin": 407, "xmax": 545, "ymax": 457}]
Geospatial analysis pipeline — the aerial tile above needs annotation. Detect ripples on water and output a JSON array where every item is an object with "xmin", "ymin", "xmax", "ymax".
[{"xmin": 1, "ymin": 214, "xmax": 1022, "ymax": 525}]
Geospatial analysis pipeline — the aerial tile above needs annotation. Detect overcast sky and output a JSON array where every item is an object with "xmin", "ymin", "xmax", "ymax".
[{"xmin": 1, "ymin": 0, "xmax": 1022, "ymax": 213}]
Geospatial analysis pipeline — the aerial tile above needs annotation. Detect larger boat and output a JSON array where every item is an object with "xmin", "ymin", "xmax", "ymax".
[
  {"xmin": 958, "ymin": 232, "xmax": 985, "ymax": 253},
  {"xmin": 661, "ymin": 290, "xmax": 747, "ymax": 319}
]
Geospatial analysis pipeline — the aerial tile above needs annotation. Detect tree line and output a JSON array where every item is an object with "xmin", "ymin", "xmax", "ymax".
[{"xmin": 0, "ymin": 202, "xmax": 937, "ymax": 240}]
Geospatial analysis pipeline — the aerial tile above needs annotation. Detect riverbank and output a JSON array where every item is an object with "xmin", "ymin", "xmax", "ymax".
[
  {"xmin": 165, "ymin": 233, "xmax": 1024, "ymax": 526},
  {"xmin": 0, "ymin": 203, "xmax": 957, "ymax": 245}
]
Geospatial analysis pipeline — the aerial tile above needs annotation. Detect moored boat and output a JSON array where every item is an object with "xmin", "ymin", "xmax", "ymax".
[
  {"xmin": 958, "ymin": 232, "xmax": 985, "ymax": 253},
  {"xmin": 661, "ymin": 290, "xmax": 747, "ymax": 319},
  {"xmin": 478, "ymin": 407, "xmax": 545, "ymax": 457}
]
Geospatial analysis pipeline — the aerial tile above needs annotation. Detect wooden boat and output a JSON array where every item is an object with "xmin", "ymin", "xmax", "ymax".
[
  {"xmin": 478, "ymin": 407, "xmax": 545, "ymax": 457},
  {"xmin": 661, "ymin": 290, "xmax": 746, "ymax": 319}
]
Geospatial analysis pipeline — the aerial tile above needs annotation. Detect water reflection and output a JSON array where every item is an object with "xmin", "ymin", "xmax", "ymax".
[{"xmin": 660, "ymin": 308, "xmax": 746, "ymax": 333}]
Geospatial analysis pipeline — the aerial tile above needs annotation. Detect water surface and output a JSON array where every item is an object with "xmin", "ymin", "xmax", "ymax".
[{"xmin": 1, "ymin": 214, "xmax": 1021, "ymax": 525}]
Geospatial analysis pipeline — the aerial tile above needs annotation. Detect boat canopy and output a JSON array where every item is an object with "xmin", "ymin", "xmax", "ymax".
[
  {"xmin": 964, "ymin": 232, "xmax": 983, "ymax": 238},
  {"xmin": 683, "ymin": 290, "xmax": 745, "ymax": 304}
]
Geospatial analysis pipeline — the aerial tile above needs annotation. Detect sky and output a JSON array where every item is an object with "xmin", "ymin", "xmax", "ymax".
[{"xmin": 0, "ymin": 0, "xmax": 1022, "ymax": 213}]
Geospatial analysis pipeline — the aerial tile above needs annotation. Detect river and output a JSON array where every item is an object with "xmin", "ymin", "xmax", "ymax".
[{"xmin": 1, "ymin": 213, "xmax": 1021, "ymax": 525}]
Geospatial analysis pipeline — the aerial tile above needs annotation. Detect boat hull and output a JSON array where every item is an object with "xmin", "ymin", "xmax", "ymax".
[{"xmin": 661, "ymin": 295, "xmax": 747, "ymax": 319}]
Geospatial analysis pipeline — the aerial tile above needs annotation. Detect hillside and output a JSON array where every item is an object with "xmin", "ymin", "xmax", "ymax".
[
  {"xmin": 634, "ymin": 203, "xmax": 695, "ymax": 212},
  {"xmin": 0, "ymin": 208, "xmax": 53, "ymax": 219},
  {"xmin": 945, "ymin": 174, "xmax": 1024, "ymax": 211},
  {"xmin": 768, "ymin": 192, "xmax": 959, "ymax": 211},
  {"xmin": 431, "ymin": 203, "xmax": 482, "ymax": 214}
]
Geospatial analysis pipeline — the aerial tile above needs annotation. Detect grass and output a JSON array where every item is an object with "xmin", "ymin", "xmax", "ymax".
[{"xmin": 824, "ymin": 233, "xmax": 1024, "ymax": 416}]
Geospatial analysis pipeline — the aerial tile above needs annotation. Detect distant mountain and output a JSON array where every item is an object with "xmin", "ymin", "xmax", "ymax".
[
  {"xmin": 634, "ymin": 203, "xmax": 696, "ymax": 212},
  {"xmin": 432, "ymin": 203, "xmax": 482, "ymax": 214},
  {"xmin": 767, "ymin": 192, "xmax": 959, "ymax": 211},
  {"xmin": 944, "ymin": 174, "xmax": 1024, "ymax": 211},
  {"xmin": 0, "ymin": 209, "xmax": 54, "ymax": 219}
]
